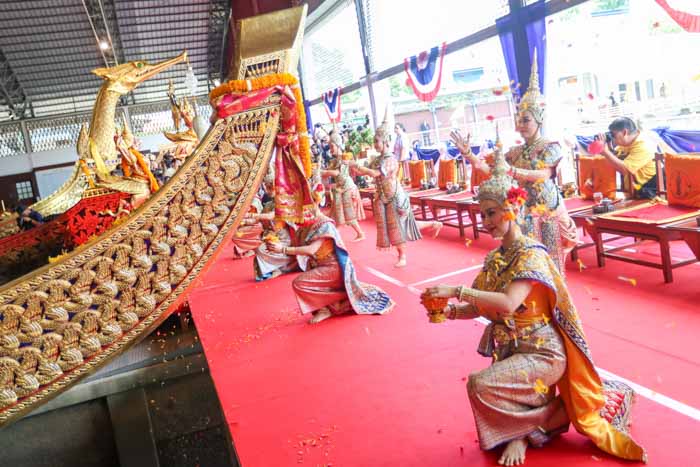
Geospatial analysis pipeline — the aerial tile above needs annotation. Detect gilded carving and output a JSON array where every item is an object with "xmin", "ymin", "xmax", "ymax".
[{"xmin": 0, "ymin": 101, "xmax": 281, "ymax": 426}]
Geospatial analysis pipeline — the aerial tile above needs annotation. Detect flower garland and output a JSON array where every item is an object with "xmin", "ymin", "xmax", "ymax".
[
  {"xmin": 209, "ymin": 73, "xmax": 311, "ymax": 178},
  {"xmin": 503, "ymin": 186, "xmax": 528, "ymax": 221}
]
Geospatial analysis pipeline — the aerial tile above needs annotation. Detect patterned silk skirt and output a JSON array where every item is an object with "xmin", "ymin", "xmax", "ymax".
[
  {"xmin": 332, "ymin": 186, "xmax": 366, "ymax": 226},
  {"xmin": 292, "ymin": 257, "xmax": 351, "ymax": 315},
  {"xmin": 254, "ymin": 227, "xmax": 298, "ymax": 281},
  {"xmin": 522, "ymin": 205, "xmax": 577, "ymax": 273},
  {"xmin": 232, "ymin": 224, "xmax": 263, "ymax": 258},
  {"xmin": 372, "ymin": 192, "xmax": 421, "ymax": 249},
  {"xmin": 467, "ymin": 323, "xmax": 568, "ymax": 450}
]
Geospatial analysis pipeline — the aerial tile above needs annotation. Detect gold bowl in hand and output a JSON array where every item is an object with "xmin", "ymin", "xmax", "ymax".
[{"xmin": 420, "ymin": 292, "xmax": 449, "ymax": 323}]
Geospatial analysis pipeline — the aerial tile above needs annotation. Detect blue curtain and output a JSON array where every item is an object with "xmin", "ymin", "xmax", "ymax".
[
  {"xmin": 415, "ymin": 143, "xmax": 493, "ymax": 163},
  {"xmin": 576, "ymin": 128, "xmax": 700, "ymax": 154},
  {"xmin": 496, "ymin": 0, "xmax": 546, "ymax": 98},
  {"xmin": 653, "ymin": 127, "xmax": 700, "ymax": 153},
  {"xmin": 303, "ymin": 100, "xmax": 313, "ymax": 134}
]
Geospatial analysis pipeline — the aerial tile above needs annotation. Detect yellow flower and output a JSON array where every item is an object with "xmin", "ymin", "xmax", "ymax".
[{"xmin": 533, "ymin": 378, "xmax": 549, "ymax": 395}]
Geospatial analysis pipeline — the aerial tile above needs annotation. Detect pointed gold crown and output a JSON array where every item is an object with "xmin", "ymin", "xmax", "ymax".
[
  {"xmin": 476, "ymin": 127, "xmax": 516, "ymax": 205},
  {"xmin": 229, "ymin": 5, "xmax": 307, "ymax": 81},
  {"xmin": 517, "ymin": 48, "xmax": 545, "ymax": 124},
  {"xmin": 375, "ymin": 106, "xmax": 392, "ymax": 145}
]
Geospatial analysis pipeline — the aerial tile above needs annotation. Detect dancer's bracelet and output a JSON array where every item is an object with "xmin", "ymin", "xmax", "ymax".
[
  {"xmin": 446, "ymin": 303, "xmax": 458, "ymax": 320},
  {"xmin": 457, "ymin": 286, "xmax": 480, "ymax": 305},
  {"xmin": 282, "ymin": 246, "xmax": 288, "ymax": 255}
]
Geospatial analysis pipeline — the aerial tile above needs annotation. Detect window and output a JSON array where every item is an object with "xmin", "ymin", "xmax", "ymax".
[
  {"xmin": 364, "ymin": 0, "xmax": 509, "ymax": 71},
  {"xmin": 16, "ymin": 181, "xmax": 34, "ymax": 200},
  {"xmin": 308, "ymin": 86, "xmax": 372, "ymax": 134},
  {"xmin": 373, "ymin": 36, "xmax": 513, "ymax": 149},
  {"xmin": 302, "ymin": 3, "xmax": 366, "ymax": 100},
  {"xmin": 546, "ymin": 0, "xmax": 700, "ymax": 133}
]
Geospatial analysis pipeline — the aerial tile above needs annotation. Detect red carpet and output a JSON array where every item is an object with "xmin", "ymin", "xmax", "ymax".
[{"xmin": 189, "ymin": 220, "xmax": 700, "ymax": 466}]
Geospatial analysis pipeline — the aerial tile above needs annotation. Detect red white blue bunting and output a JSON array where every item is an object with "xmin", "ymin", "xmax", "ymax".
[
  {"xmin": 403, "ymin": 42, "xmax": 447, "ymax": 103},
  {"xmin": 322, "ymin": 87, "xmax": 342, "ymax": 123},
  {"xmin": 655, "ymin": 0, "xmax": 700, "ymax": 32}
]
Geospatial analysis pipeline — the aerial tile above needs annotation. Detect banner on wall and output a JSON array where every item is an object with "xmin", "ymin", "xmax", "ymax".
[
  {"xmin": 322, "ymin": 87, "xmax": 342, "ymax": 123},
  {"xmin": 655, "ymin": 0, "xmax": 700, "ymax": 32},
  {"xmin": 403, "ymin": 42, "xmax": 447, "ymax": 102}
]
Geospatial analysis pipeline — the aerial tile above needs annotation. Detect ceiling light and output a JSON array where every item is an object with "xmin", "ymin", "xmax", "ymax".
[{"xmin": 99, "ymin": 41, "xmax": 110, "ymax": 50}]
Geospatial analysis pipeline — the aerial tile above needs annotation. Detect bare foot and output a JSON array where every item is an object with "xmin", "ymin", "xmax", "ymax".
[
  {"xmin": 395, "ymin": 256, "xmax": 407, "ymax": 268},
  {"xmin": 432, "ymin": 221, "xmax": 443, "ymax": 238},
  {"xmin": 498, "ymin": 438, "xmax": 527, "ymax": 466},
  {"xmin": 352, "ymin": 235, "xmax": 365, "ymax": 242},
  {"xmin": 309, "ymin": 308, "xmax": 333, "ymax": 324}
]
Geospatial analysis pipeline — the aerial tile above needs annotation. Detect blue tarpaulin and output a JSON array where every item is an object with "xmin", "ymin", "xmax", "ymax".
[{"xmin": 576, "ymin": 128, "xmax": 700, "ymax": 154}]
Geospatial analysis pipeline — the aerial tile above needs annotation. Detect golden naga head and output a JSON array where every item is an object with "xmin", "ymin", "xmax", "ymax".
[{"xmin": 93, "ymin": 51, "xmax": 188, "ymax": 94}]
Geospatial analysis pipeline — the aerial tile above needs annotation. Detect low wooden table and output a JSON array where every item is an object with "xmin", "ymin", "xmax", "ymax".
[
  {"xmin": 359, "ymin": 188, "xmax": 375, "ymax": 213},
  {"xmin": 456, "ymin": 199, "xmax": 484, "ymax": 239},
  {"xmin": 408, "ymin": 188, "xmax": 445, "ymax": 220},
  {"xmin": 426, "ymin": 191, "xmax": 476, "ymax": 237},
  {"xmin": 587, "ymin": 202, "xmax": 699, "ymax": 283},
  {"xmin": 567, "ymin": 198, "xmax": 638, "ymax": 261},
  {"xmin": 662, "ymin": 217, "xmax": 700, "ymax": 261}
]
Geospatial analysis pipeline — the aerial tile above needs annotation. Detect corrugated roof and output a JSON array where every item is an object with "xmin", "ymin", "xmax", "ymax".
[{"xmin": 0, "ymin": 0, "xmax": 229, "ymax": 121}]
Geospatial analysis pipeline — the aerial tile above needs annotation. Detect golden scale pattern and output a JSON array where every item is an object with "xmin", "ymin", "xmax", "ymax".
[{"xmin": 0, "ymin": 100, "xmax": 281, "ymax": 426}]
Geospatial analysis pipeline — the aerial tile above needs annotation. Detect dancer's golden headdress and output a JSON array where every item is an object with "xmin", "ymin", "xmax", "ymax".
[
  {"xmin": 375, "ymin": 107, "xmax": 392, "ymax": 145},
  {"xmin": 476, "ymin": 128, "xmax": 528, "ymax": 220},
  {"xmin": 517, "ymin": 49, "xmax": 545, "ymax": 125}
]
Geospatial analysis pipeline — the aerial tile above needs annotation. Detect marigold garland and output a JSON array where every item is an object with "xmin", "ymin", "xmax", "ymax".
[
  {"xmin": 79, "ymin": 159, "xmax": 95, "ymax": 188},
  {"xmin": 209, "ymin": 72, "xmax": 311, "ymax": 178}
]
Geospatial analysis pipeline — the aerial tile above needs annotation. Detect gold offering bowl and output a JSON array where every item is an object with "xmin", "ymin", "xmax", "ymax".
[{"xmin": 420, "ymin": 293, "xmax": 449, "ymax": 323}]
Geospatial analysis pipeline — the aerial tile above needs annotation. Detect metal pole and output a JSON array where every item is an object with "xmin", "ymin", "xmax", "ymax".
[
  {"xmin": 354, "ymin": 0, "xmax": 378, "ymax": 129},
  {"xmin": 20, "ymin": 120, "xmax": 32, "ymax": 154}
]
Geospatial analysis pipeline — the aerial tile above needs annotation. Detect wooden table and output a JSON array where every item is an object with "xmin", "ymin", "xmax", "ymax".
[
  {"xmin": 567, "ymin": 199, "xmax": 636, "ymax": 261},
  {"xmin": 408, "ymin": 188, "xmax": 445, "ymax": 220},
  {"xmin": 426, "ymin": 191, "xmax": 476, "ymax": 237},
  {"xmin": 586, "ymin": 202, "xmax": 699, "ymax": 283},
  {"xmin": 662, "ymin": 217, "xmax": 700, "ymax": 261},
  {"xmin": 359, "ymin": 188, "xmax": 375, "ymax": 213},
  {"xmin": 455, "ymin": 199, "xmax": 484, "ymax": 239}
]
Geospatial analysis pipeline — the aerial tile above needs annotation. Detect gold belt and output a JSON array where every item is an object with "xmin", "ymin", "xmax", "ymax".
[{"xmin": 477, "ymin": 316, "xmax": 550, "ymax": 358}]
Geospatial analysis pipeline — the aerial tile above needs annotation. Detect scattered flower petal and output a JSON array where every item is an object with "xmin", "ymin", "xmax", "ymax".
[
  {"xmin": 533, "ymin": 378, "xmax": 549, "ymax": 395},
  {"xmin": 618, "ymin": 276, "xmax": 637, "ymax": 286}
]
